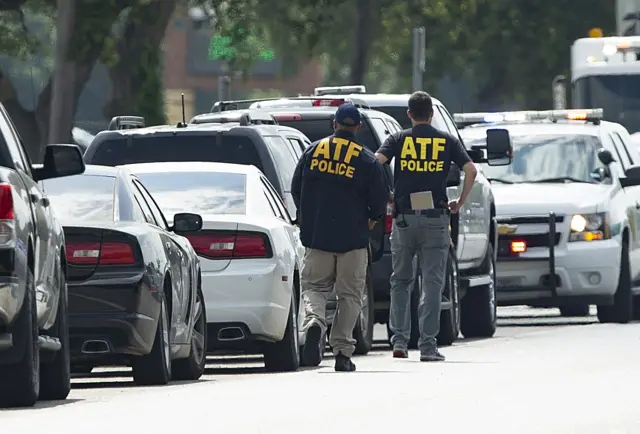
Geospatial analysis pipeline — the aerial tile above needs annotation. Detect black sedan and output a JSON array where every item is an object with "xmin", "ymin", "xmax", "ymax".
[{"xmin": 40, "ymin": 165, "xmax": 207, "ymax": 385}]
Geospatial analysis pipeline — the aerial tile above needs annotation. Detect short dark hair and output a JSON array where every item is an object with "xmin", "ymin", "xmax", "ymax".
[{"xmin": 408, "ymin": 91, "xmax": 433, "ymax": 121}]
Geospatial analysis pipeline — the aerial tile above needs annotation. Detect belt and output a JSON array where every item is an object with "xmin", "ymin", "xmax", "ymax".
[{"xmin": 397, "ymin": 208, "xmax": 449, "ymax": 217}]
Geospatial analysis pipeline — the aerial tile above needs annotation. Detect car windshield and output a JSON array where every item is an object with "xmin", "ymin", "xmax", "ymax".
[
  {"xmin": 135, "ymin": 171, "xmax": 247, "ymax": 216},
  {"xmin": 464, "ymin": 134, "xmax": 606, "ymax": 184},
  {"xmin": 43, "ymin": 174, "xmax": 115, "ymax": 222},
  {"xmin": 87, "ymin": 134, "xmax": 265, "ymax": 171},
  {"xmin": 276, "ymin": 118, "xmax": 382, "ymax": 152}
]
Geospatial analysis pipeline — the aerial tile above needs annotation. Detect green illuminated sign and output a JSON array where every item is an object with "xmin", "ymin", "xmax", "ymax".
[{"xmin": 208, "ymin": 35, "xmax": 275, "ymax": 61}]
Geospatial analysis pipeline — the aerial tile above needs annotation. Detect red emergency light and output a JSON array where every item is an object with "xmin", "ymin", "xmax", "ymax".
[{"xmin": 312, "ymin": 99, "xmax": 345, "ymax": 107}]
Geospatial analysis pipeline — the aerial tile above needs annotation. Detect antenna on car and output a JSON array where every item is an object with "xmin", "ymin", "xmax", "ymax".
[{"xmin": 176, "ymin": 93, "xmax": 188, "ymax": 128}]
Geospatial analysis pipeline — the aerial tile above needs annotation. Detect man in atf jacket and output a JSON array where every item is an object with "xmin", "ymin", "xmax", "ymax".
[{"xmin": 291, "ymin": 103, "xmax": 388, "ymax": 372}]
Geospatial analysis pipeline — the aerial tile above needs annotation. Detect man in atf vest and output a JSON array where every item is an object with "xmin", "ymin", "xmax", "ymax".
[
  {"xmin": 291, "ymin": 103, "xmax": 388, "ymax": 372},
  {"xmin": 375, "ymin": 91, "xmax": 477, "ymax": 362}
]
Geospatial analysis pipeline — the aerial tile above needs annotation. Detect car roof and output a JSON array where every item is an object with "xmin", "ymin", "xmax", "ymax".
[
  {"xmin": 458, "ymin": 121, "xmax": 606, "ymax": 140},
  {"xmin": 260, "ymin": 106, "xmax": 396, "ymax": 120},
  {"xmin": 318, "ymin": 93, "xmax": 444, "ymax": 107},
  {"xmin": 93, "ymin": 122, "xmax": 280, "ymax": 139},
  {"xmin": 81, "ymin": 164, "xmax": 121, "ymax": 177},
  {"xmin": 120, "ymin": 161, "xmax": 262, "ymax": 176}
]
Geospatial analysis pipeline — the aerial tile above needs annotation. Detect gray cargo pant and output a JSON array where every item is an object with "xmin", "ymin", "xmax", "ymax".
[
  {"xmin": 389, "ymin": 212, "xmax": 450, "ymax": 355},
  {"xmin": 301, "ymin": 247, "xmax": 368, "ymax": 357}
]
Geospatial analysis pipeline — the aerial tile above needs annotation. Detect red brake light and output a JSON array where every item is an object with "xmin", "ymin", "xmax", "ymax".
[
  {"xmin": 66, "ymin": 241, "xmax": 135, "ymax": 265},
  {"xmin": 312, "ymin": 99, "xmax": 345, "ymax": 107},
  {"xmin": 272, "ymin": 114, "xmax": 302, "ymax": 121},
  {"xmin": 0, "ymin": 183, "xmax": 14, "ymax": 220},
  {"xmin": 186, "ymin": 232, "xmax": 270, "ymax": 259},
  {"xmin": 385, "ymin": 204, "xmax": 393, "ymax": 234}
]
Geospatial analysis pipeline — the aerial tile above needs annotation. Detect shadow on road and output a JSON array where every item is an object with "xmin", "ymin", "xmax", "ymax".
[
  {"xmin": 72, "ymin": 379, "xmax": 211, "ymax": 389},
  {"xmin": 1, "ymin": 398, "xmax": 83, "ymax": 411}
]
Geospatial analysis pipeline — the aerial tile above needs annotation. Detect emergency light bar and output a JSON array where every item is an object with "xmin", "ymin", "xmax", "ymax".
[
  {"xmin": 191, "ymin": 109, "xmax": 278, "ymax": 126},
  {"xmin": 453, "ymin": 109, "xmax": 604, "ymax": 128},
  {"xmin": 602, "ymin": 38, "xmax": 640, "ymax": 56},
  {"xmin": 313, "ymin": 85, "xmax": 366, "ymax": 96},
  {"xmin": 108, "ymin": 116, "xmax": 145, "ymax": 130}
]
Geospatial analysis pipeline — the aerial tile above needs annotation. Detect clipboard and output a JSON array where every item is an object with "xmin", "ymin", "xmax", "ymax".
[{"xmin": 409, "ymin": 191, "xmax": 434, "ymax": 210}]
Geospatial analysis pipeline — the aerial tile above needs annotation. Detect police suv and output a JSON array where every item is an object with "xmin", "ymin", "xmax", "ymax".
[{"xmin": 454, "ymin": 108, "xmax": 640, "ymax": 323}]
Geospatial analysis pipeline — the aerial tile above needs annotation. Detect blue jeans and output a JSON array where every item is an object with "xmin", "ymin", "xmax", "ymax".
[{"xmin": 389, "ymin": 213, "xmax": 449, "ymax": 355}]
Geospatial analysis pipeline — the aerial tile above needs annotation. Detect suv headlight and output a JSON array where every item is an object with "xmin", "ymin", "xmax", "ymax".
[{"xmin": 569, "ymin": 213, "xmax": 609, "ymax": 241}]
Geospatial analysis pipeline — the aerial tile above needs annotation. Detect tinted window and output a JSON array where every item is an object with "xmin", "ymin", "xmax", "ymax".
[
  {"xmin": 135, "ymin": 171, "xmax": 247, "ymax": 217},
  {"xmin": 369, "ymin": 118, "xmax": 390, "ymax": 142},
  {"xmin": 465, "ymin": 134, "xmax": 606, "ymax": 184},
  {"xmin": 277, "ymin": 118, "xmax": 381, "ymax": 152},
  {"xmin": 44, "ymin": 174, "xmax": 115, "ymax": 222},
  {"xmin": 374, "ymin": 106, "xmax": 411, "ymax": 129},
  {"xmin": 88, "ymin": 134, "xmax": 264, "ymax": 171},
  {"xmin": 264, "ymin": 135, "xmax": 297, "ymax": 192}
]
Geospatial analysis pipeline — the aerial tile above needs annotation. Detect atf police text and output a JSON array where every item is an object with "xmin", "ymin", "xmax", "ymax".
[
  {"xmin": 310, "ymin": 137, "xmax": 362, "ymax": 179},
  {"xmin": 400, "ymin": 137, "xmax": 445, "ymax": 172}
]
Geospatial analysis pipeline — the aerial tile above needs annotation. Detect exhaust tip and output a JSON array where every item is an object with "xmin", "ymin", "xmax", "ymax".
[
  {"xmin": 217, "ymin": 327, "xmax": 245, "ymax": 341},
  {"xmin": 81, "ymin": 340, "xmax": 111, "ymax": 354}
]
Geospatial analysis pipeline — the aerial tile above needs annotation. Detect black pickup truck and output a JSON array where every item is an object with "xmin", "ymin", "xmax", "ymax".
[{"xmin": 0, "ymin": 103, "xmax": 85, "ymax": 408}]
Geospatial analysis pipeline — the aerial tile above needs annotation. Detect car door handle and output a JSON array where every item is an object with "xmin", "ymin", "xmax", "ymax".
[{"xmin": 29, "ymin": 193, "xmax": 49, "ymax": 207}]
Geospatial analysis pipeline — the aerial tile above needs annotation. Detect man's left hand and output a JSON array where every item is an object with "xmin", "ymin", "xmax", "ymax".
[{"xmin": 368, "ymin": 220, "xmax": 377, "ymax": 230}]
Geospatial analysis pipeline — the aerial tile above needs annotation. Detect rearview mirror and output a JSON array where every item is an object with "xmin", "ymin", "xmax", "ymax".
[
  {"xmin": 597, "ymin": 148, "xmax": 615, "ymax": 166},
  {"xmin": 447, "ymin": 164, "xmax": 461, "ymax": 187},
  {"xmin": 486, "ymin": 128, "xmax": 513, "ymax": 166},
  {"xmin": 620, "ymin": 165, "xmax": 640, "ymax": 188},
  {"xmin": 33, "ymin": 144, "xmax": 85, "ymax": 182},
  {"xmin": 172, "ymin": 212, "xmax": 203, "ymax": 232}
]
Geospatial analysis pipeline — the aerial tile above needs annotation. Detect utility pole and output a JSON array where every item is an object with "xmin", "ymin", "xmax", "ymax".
[
  {"xmin": 412, "ymin": 27, "xmax": 426, "ymax": 92},
  {"xmin": 48, "ymin": 0, "xmax": 76, "ymax": 145},
  {"xmin": 218, "ymin": 75, "xmax": 231, "ymax": 101}
]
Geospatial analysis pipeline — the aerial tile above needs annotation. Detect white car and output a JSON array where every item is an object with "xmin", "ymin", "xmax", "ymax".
[
  {"xmin": 121, "ymin": 161, "xmax": 305, "ymax": 372},
  {"xmin": 455, "ymin": 108, "xmax": 640, "ymax": 323}
]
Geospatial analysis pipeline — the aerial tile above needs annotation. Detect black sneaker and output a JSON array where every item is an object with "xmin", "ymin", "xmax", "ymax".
[
  {"xmin": 301, "ymin": 325, "xmax": 323, "ymax": 366},
  {"xmin": 392, "ymin": 347, "xmax": 408, "ymax": 359},
  {"xmin": 420, "ymin": 350, "xmax": 445, "ymax": 362},
  {"xmin": 334, "ymin": 353, "xmax": 356, "ymax": 372}
]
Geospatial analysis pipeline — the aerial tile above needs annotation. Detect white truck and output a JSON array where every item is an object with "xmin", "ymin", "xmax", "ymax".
[{"xmin": 571, "ymin": 36, "xmax": 640, "ymax": 133}]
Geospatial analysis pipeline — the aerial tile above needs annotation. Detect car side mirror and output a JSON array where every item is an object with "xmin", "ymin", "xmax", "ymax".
[
  {"xmin": 589, "ymin": 167, "xmax": 609, "ymax": 182},
  {"xmin": 172, "ymin": 212, "xmax": 203, "ymax": 232},
  {"xmin": 597, "ymin": 148, "xmax": 615, "ymax": 166},
  {"xmin": 486, "ymin": 128, "xmax": 513, "ymax": 166},
  {"xmin": 620, "ymin": 165, "xmax": 640, "ymax": 188},
  {"xmin": 32, "ymin": 144, "xmax": 85, "ymax": 182},
  {"xmin": 446, "ymin": 164, "xmax": 461, "ymax": 187}
]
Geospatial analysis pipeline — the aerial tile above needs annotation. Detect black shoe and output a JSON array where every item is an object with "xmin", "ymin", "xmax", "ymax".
[
  {"xmin": 334, "ymin": 353, "xmax": 356, "ymax": 372},
  {"xmin": 301, "ymin": 325, "xmax": 323, "ymax": 366},
  {"xmin": 392, "ymin": 347, "xmax": 408, "ymax": 359},
  {"xmin": 420, "ymin": 350, "xmax": 445, "ymax": 362}
]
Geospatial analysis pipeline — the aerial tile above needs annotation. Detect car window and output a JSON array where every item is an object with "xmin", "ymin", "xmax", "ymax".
[
  {"xmin": 369, "ymin": 117, "xmax": 391, "ymax": 142},
  {"xmin": 609, "ymin": 132, "xmax": 632, "ymax": 169},
  {"xmin": 135, "ymin": 171, "xmax": 247, "ymax": 218},
  {"xmin": 436, "ymin": 106, "xmax": 458, "ymax": 135},
  {"xmin": 130, "ymin": 182, "xmax": 156, "ymax": 224},
  {"xmin": 0, "ymin": 110, "xmax": 30, "ymax": 174},
  {"xmin": 373, "ymin": 106, "xmax": 411, "ymax": 129},
  {"xmin": 288, "ymin": 137, "xmax": 305, "ymax": 154},
  {"xmin": 263, "ymin": 135, "xmax": 297, "ymax": 193},
  {"xmin": 465, "ymin": 133, "xmax": 608, "ymax": 184},
  {"xmin": 87, "ymin": 134, "xmax": 265, "ymax": 172},
  {"xmin": 261, "ymin": 176, "xmax": 291, "ymax": 223},
  {"xmin": 430, "ymin": 106, "xmax": 450, "ymax": 133},
  {"xmin": 276, "ymin": 118, "xmax": 381, "ymax": 152},
  {"xmin": 612, "ymin": 132, "xmax": 635, "ymax": 165},
  {"xmin": 260, "ymin": 177, "xmax": 285, "ymax": 219},
  {"xmin": 43, "ymin": 174, "xmax": 116, "ymax": 222},
  {"xmin": 132, "ymin": 179, "xmax": 168, "ymax": 230}
]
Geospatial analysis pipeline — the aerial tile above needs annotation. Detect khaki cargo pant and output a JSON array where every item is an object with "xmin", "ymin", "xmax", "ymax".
[{"xmin": 301, "ymin": 247, "xmax": 368, "ymax": 357}]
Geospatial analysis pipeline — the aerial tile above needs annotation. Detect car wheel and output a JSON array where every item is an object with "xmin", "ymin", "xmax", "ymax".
[
  {"xmin": 40, "ymin": 266, "xmax": 71, "ymax": 400},
  {"xmin": 437, "ymin": 248, "xmax": 460, "ymax": 346},
  {"xmin": 460, "ymin": 244, "xmax": 497, "ymax": 338},
  {"xmin": 172, "ymin": 286, "xmax": 207, "ymax": 381},
  {"xmin": 559, "ymin": 304, "xmax": 590, "ymax": 317},
  {"xmin": 132, "ymin": 292, "xmax": 171, "ymax": 385},
  {"xmin": 264, "ymin": 297, "xmax": 300, "ymax": 372},
  {"xmin": 597, "ymin": 240, "xmax": 633, "ymax": 323},
  {"xmin": 353, "ymin": 257, "xmax": 374, "ymax": 355},
  {"xmin": 0, "ymin": 268, "xmax": 39, "ymax": 408}
]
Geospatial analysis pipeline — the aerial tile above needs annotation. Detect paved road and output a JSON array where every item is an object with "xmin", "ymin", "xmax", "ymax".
[{"xmin": 2, "ymin": 307, "xmax": 640, "ymax": 433}]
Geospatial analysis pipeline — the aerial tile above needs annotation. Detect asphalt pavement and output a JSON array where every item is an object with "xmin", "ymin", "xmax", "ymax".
[{"xmin": 2, "ymin": 307, "xmax": 640, "ymax": 433}]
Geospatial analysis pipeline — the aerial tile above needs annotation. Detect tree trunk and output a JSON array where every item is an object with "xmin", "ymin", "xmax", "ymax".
[
  {"xmin": 103, "ymin": 1, "xmax": 177, "ymax": 124},
  {"xmin": 349, "ymin": 0, "xmax": 374, "ymax": 85}
]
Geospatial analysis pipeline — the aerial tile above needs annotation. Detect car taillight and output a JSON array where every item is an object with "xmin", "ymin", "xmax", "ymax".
[
  {"xmin": 312, "ymin": 99, "xmax": 345, "ymax": 107},
  {"xmin": 66, "ymin": 241, "xmax": 136, "ymax": 265},
  {"xmin": 385, "ymin": 204, "xmax": 393, "ymax": 234},
  {"xmin": 272, "ymin": 113, "xmax": 302, "ymax": 121},
  {"xmin": 186, "ymin": 232, "xmax": 271, "ymax": 259},
  {"xmin": 0, "ymin": 183, "xmax": 14, "ymax": 220}
]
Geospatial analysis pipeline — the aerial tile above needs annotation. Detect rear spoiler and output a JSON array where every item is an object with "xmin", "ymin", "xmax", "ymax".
[{"xmin": 211, "ymin": 96, "xmax": 370, "ymax": 112}]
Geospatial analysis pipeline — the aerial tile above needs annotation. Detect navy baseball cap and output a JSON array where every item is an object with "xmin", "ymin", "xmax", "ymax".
[{"xmin": 334, "ymin": 103, "xmax": 361, "ymax": 126}]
